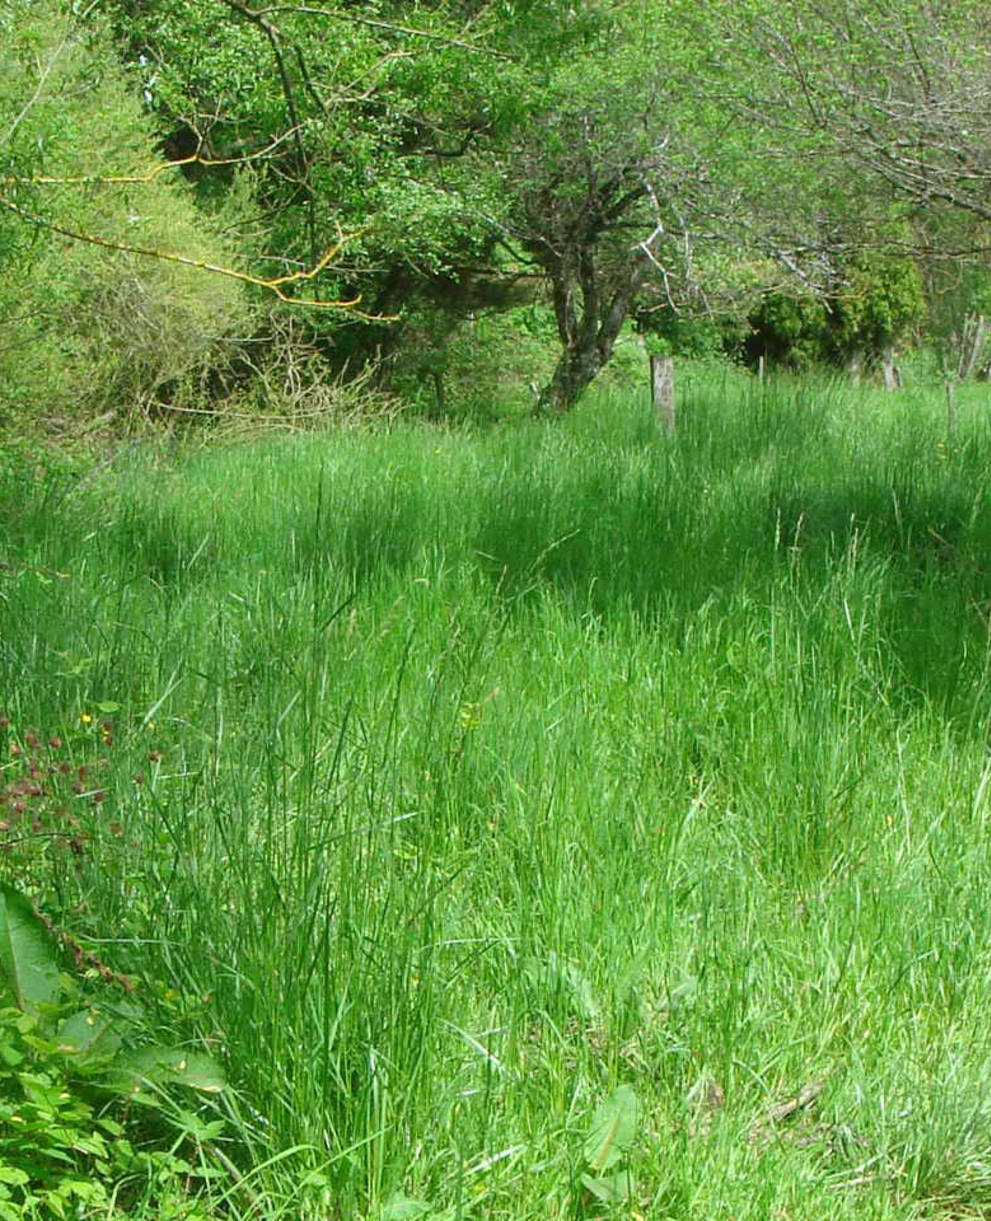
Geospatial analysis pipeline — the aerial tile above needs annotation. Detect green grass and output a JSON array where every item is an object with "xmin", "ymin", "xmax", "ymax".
[{"xmin": 4, "ymin": 368, "xmax": 991, "ymax": 1218}]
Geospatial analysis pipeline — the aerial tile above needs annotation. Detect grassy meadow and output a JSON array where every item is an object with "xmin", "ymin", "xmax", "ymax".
[{"xmin": 4, "ymin": 369, "xmax": 991, "ymax": 1219}]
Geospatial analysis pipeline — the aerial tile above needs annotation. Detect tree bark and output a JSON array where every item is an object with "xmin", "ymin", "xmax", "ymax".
[
  {"xmin": 431, "ymin": 369, "xmax": 445, "ymax": 416},
  {"xmin": 538, "ymin": 342, "xmax": 606, "ymax": 412},
  {"xmin": 537, "ymin": 250, "xmax": 648, "ymax": 413},
  {"xmin": 957, "ymin": 313, "xmax": 987, "ymax": 382}
]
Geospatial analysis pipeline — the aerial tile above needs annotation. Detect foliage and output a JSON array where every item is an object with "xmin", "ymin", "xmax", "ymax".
[
  {"xmin": 0, "ymin": 882, "xmax": 226, "ymax": 1219},
  {"xmin": 6, "ymin": 0, "xmax": 984, "ymax": 424},
  {"xmin": 920, "ymin": 222, "xmax": 991, "ymax": 379},
  {"xmin": 497, "ymin": 1, "xmax": 745, "ymax": 408},
  {"xmin": 98, "ymin": 0, "xmax": 540, "ymax": 299},
  {"xmin": 636, "ymin": 309, "xmax": 741, "ymax": 361},
  {"xmin": 90, "ymin": 0, "xmax": 844, "ymax": 410},
  {"xmin": 0, "ymin": 0, "xmax": 248, "ymax": 427},
  {"xmin": 389, "ymin": 304, "xmax": 556, "ymax": 421},
  {"xmin": 727, "ymin": 0, "xmax": 991, "ymax": 227},
  {"xmin": 579, "ymin": 1084, "xmax": 639, "ymax": 1208},
  {"xmin": 744, "ymin": 248, "xmax": 925, "ymax": 373},
  {"xmin": 6, "ymin": 376, "xmax": 991, "ymax": 1215},
  {"xmin": 830, "ymin": 251, "xmax": 925, "ymax": 356},
  {"xmin": 744, "ymin": 291, "xmax": 829, "ymax": 371}
]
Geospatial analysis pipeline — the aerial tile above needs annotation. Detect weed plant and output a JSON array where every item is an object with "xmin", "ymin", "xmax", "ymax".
[{"xmin": 3, "ymin": 369, "xmax": 991, "ymax": 1218}]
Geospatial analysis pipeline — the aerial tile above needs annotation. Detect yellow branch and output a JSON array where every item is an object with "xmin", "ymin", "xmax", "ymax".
[
  {"xmin": 0, "ymin": 130, "xmax": 300, "ymax": 187},
  {"xmin": 0, "ymin": 193, "xmax": 391, "ymax": 316}
]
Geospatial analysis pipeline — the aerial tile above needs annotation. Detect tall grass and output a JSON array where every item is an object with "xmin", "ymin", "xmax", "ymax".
[{"xmin": 3, "ymin": 369, "xmax": 991, "ymax": 1218}]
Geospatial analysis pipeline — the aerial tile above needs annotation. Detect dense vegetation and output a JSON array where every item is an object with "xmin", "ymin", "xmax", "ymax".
[
  {"xmin": 2, "ymin": 2, "xmax": 991, "ymax": 1217},
  {"xmin": 1, "ymin": 0, "xmax": 989, "ymax": 425},
  {"xmin": 4, "ymin": 372, "xmax": 991, "ymax": 1217}
]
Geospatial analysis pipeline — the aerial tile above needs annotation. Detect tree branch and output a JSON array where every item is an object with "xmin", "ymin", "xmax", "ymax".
[
  {"xmin": 255, "ymin": 5, "xmax": 513, "ymax": 59},
  {"xmin": 221, "ymin": 0, "xmax": 317, "ymax": 263},
  {"xmin": 0, "ymin": 129, "xmax": 302, "ymax": 186},
  {"xmin": 0, "ymin": 192, "xmax": 387, "ymax": 314}
]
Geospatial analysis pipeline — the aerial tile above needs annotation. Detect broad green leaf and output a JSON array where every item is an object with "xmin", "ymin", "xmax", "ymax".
[
  {"xmin": 582, "ymin": 1084, "xmax": 638, "ymax": 1174},
  {"xmin": 0, "ymin": 884, "xmax": 59, "ymax": 1013},
  {"xmin": 106, "ymin": 1045, "xmax": 225, "ymax": 1095},
  {"xmin": 581, "ymin": 1170, "xmax": 635, "ymax": 1205},
  {"xmin": 378, "ymin": 1196, "xmax": 433, "ymax": 1220},
  {"xmin": 56, "ymin": 1008, "xmax": 124, "ymax": 1057},
  {"xmin": 171, "ymin": 1110, "xmax": 225, "ymax": 1141}
]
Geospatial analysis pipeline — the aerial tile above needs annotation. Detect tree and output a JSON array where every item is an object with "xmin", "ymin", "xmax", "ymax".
[
  {"xmin": 715, "ymin": 0, "xmax": 991, "ymax": 272},
  {"xmin": 751, "ymin": 1, "xmax": 990, "ymax": 223},
  {"xmin": 99, "ymin": 0, "xmax": 706, "ymax": 409},
  {"xmin": 86, "ymin": 0, "xmax": 878, "ymax": 414},
  {"xmin": 496, "ymin": 3, "xmax": 773, "ymax": 411},
  {"xmin": 691, "ymin": 0, "xmax": 991, "ymax": 385},
  {"xmin": 99, "ymin": 0, "xmax": 536, "ymax": 313},
  {"xmin": 744, "ymin": 244, "xmax": 925, "ymax": 382},
  {"xmin": 508, "ymin": 103, "xmax": 661, "ymax": 413}
]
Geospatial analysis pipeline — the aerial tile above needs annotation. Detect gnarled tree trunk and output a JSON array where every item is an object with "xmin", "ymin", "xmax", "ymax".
[{"xmin": 537, "ymin": 247, "xmax": 648, "ymax": 413}]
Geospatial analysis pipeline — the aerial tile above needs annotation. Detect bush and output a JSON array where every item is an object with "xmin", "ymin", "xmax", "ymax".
[
  {"xmin": 390, "ymin": 304, "xmax": 558, "ymax": 421},
  {"xmin": 740, "ymin": 248, "xmax": 925, "ymax": 375},
  {"xmin": 0, "ymin": 884, "xmax": 226, "ymax": 1220},
  {"xmin": 0, "ymin": 0, "xmax": 248, "ymax": 431}
]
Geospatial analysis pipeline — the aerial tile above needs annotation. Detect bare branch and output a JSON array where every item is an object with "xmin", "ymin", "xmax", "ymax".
[
  {"xmin": 0, "ymin": 129, "xmax": 302, "ymax": 186},
  {"xmin": 0, "ymin": 192, "xmax": 389, "ymax": 315},
  {"xmin": 255, "ymin": 5, "xmax": 513, "ymax": 59}
]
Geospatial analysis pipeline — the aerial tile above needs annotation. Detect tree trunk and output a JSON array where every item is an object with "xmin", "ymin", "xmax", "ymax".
[
  {"xmin": 431, "ymin": 369, "xmax": 445, "ymax": 416},
  {"xmin": 538, "ymin": 342, "xmax": 606, "ymax": 413},
  {"xmin": 957, "ymin": 313, "xmax": 987, "ymax": 381},
  {"xmin": 536, "ymin": 249, "xmax": 648, "ymax": 413}
]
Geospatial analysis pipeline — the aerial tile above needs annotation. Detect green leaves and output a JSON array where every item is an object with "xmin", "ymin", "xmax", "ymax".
[
  {"xmin": 583, "ymin": 1083, "xmax": 638, "ymax": 1173},
  {"xmin": 55, "ymin": 1006, "xmax": 125, "ymax": 1058},
  {"xmin": 581, "ymin": 1169, "xmax": 635, "ymax": 1206},
  {"xmin": 0, "ymin": 881, "xmax": 225, "ymax": 1098},
  {"xmin": 0, "ymin": 1005, "xmax": 225, "ymax": 1218},
  {"xmin": 0, "ymin": 883, "xmax": 229, "ymax": 1216},
  {"xmin": 105, "ymin": 1046, "xmax": 226, "ymax": 1097},
  {"xmin": 0, "ymin": 883, "xmax": 59, "ymax": 1013},
  {"xmin": 580, "ymin": 1084, "xmax": 639, "ymax": 1207}
]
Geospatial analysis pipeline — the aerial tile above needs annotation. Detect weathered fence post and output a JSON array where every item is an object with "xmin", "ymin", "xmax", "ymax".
[
  {"xmin": 651, "ymin": 355, "xmax": 675, "ymax": 436},
  {"xmin": 881, "ymin": 344, "xmax": 902, "ymax": 390}
]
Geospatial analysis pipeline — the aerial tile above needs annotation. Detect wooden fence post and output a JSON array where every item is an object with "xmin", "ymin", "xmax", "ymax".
[
  {"xmin": 651, "ymin": 355, "xmax": 675, "ymax": 436},
  {"xmin": 881, "ymin": 344, "xmax": 902, "ymax": 390}
]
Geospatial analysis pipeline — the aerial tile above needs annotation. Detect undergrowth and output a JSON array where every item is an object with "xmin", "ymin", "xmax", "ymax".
[{"xmin": 2, "ymin": 370, "xmax": 991, "ymax": 1218}]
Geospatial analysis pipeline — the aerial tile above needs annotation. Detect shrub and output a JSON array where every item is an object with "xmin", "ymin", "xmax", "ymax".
[
  {"xmin": 0, "ymin": 883, "xmax": 226, "ymax": 1220},
  {"xmin": 0, "ymin": 0, "xmax": 248, "ymax": 431}
]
